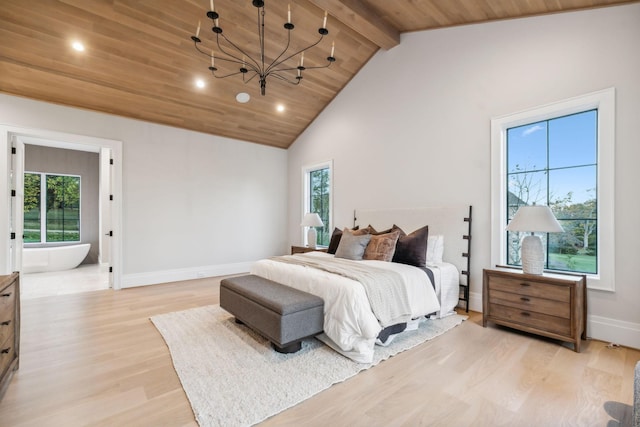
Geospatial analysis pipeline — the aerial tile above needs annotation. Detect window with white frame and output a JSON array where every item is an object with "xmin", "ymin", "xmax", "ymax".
[
  {"xmin": 302, "ymin": 161, "xmax": 332, "ymax": 247},
  {"xmin": 24, "ymin": 172, "xmax": 81, "ymax": 243},
  {"xmin": 491, "ymin": 88, "xmax": 615, "ymax": 290}
]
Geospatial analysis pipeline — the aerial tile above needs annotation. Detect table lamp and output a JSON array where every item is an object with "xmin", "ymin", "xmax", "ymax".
[
  {"xmin": 506, "ymin": 205, "xmax": 564, "ymax": 275},
  {"xmin": 301, "ymin": 213, "xmax": 324, "ymax": 249}
]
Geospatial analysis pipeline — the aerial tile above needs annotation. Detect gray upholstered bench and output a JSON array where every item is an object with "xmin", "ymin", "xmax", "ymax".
[{"xmin": 220, "ymin": 274, "xmax": 324, "ymax": 353}]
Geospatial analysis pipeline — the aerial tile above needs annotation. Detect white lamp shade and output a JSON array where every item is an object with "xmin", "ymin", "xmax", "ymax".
[
  {"xmin": 506, "ymin": 205, "xmax": 564, "ymax": 233},
  {"xmin": 301, "ymin": 213, "xmax": 324, "ymax": 227}
]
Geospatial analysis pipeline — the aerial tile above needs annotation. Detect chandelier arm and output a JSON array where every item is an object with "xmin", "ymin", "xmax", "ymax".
[
  {"xmin": 194, "ymin": 40, "xmax": 216, "ymax": 58},
  {"xmin": 211, "ymin": 70, "xmax": 246, "ymax": 79},
  {"xmin": 269, "ymin": 72, "xmax": 302, "ymax": 85},
  {"xmin": 263, "ymin": 24, "xmax": 293, "ymax": 76},
  {"xmin": 216, "ymin": 33, "xmax": 262, "ymax": 74},
  {"xmin": 259, "ymin": 6, "xmax": 266, "ymax": 72},
  {"xmin": 265, "ymin": 33, "xmax": 325, "ymax": 75},
  {"xmin": 243, "ymin": 71, "xmax": 259, "ymax": 84},
  {"xmin": 269, "ymin": 58, "xmax": 333, "ymax": 78},
  {"xmin": 290, "ymin": 61, "xmax": 334, "ymax": 71}
]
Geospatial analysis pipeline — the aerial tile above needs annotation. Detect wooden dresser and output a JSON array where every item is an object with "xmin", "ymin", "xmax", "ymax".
[
  {"xmin": 0, "ymin": 272, "xmax": 20, "ymax": 401},
  {"xmin": 483, "ymin": 267, "xmax": 586, "ymax": 352}
]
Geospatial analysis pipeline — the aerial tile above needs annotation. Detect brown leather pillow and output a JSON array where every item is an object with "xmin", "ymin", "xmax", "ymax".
[{"xmin": 364, "ymin": 230, "xmax": 401, "ymax": 262}]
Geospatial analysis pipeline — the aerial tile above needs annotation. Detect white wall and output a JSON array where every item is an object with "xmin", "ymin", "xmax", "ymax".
[
  {"xmin": 0, "ymin": 94, "xmax": 288, "ymax": 286},
  {"xmin": 288, "ymin": 4, "xmax": 640, "ymax": 348}
]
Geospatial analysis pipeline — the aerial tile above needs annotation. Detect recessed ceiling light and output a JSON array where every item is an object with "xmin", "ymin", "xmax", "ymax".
[
  {"xmin": 236, "ymin": 92, "xmax": 250, "ymax": 103},
  {"xmin": 71, "ymin": 41, "xmax": 85, "ymax": 52},
  {"xmin": 276, "ymin": 104, "xmax": 285, "ymax": 112},
  {"xmin": 195, "ymin": 79, "xmax": 205, "ymax": 89}
]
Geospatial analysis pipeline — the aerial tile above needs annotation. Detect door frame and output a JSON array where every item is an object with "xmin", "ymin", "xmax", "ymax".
[{"xmin": 0, "ymin": 125, "xmax": 123, "ymax": 289}]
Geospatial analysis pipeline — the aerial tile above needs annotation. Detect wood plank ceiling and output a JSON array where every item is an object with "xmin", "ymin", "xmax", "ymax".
[{"xmin": 0, "ymin": 0, "xmax": 634, "ymax": 149}]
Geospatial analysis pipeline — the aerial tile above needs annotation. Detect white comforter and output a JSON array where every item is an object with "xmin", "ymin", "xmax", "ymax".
[{"xmin": 250, "ymin": 252, "xmax": 440, "ymax": 363}]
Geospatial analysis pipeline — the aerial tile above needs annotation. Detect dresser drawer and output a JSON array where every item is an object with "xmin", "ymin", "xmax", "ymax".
[
  {"xmin": 0, "ymin": 335, "xmax": 15, "ymax": 379},
  {"xmin": 0, "ymin": 311, "xmax": 14, "ymax": 347},
  {"xmin": 488, "ymin": 276, "xmax": 570, "ymax": 303},
  {"xmin": 489, "ymin": 289, "xmax": 570, "ymax": 318},
  {"xmin": 0, "ymin": 283, "xmax": 16, "ymax": 313},
  {"xmin": 489, "ymin": 304, "xmax": 571, "ymax": 336},
  {"xmin": 0, "ymin": 283, "xmax": 16, "ymax": 347}
]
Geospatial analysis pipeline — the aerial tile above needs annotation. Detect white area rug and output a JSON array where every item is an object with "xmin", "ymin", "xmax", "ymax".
[{"xmin": 151, "ymin": 305, "xmax": 466, "ymax": 427}]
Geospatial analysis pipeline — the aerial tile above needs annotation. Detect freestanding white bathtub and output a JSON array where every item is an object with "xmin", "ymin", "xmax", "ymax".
[{"xmin": 22, "ymin": 243, "xmax": 91, "ymax": 274}]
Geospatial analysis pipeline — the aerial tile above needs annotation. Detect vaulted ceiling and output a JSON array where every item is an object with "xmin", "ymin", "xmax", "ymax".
[{"xmin": 0, "ymin": 0, "xmax": 633, "ymax": 149}]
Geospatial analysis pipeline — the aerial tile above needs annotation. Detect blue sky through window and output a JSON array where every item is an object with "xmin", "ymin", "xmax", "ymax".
[{"xmin": 507, "ymin": 110, "xmax": 597, "ymax": 205}]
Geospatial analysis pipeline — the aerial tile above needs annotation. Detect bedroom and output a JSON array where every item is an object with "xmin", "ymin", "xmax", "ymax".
[{"xmin": 1, "ymin": 1, "xmax": 639, "ymax": 425}]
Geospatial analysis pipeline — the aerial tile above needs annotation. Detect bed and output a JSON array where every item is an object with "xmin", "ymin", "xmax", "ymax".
[{"xmin": 250, "ymin": 206, "xmax": 472, "ymax": 363}]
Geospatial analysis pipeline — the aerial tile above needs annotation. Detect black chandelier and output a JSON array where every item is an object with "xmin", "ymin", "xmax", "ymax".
[{"xmin": 191, "ymin": 0, "xmax": 336, "ymax": 96}]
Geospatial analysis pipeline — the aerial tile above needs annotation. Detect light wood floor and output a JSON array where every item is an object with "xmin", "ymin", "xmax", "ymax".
[{"xmin": 0, "ymin": 277, "xmax": 638, "ymax": 427}]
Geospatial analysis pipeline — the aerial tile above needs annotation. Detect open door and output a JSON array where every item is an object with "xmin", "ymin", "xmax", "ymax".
[
  {"xmin": 99, "ymin": 147, "xmax": 113, "ymax": 288},
  {"xmin": 9, "ymin": 135, "xmax": 24, "ymax": 273}
]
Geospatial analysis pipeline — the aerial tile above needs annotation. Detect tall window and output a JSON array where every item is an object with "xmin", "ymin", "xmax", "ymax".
[
  {"xmin": 491, "ymin": 88, "xmax": 615, "ymax": 291},
  {"xmin": 303, "ymin": 161, "xmax": 332, "ymax": 247},
  {"xmin": 506, "ymin": 110, "xmax": 597, "ymax": 274},
  {"xmin": 24, "ymin": 172, "xmax": 81, "ymax": 243}
]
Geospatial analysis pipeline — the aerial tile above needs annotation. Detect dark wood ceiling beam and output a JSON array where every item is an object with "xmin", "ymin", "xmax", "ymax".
[{"xmin": 307, "ymin": 0, "xmax": 400, "ymax": 50}]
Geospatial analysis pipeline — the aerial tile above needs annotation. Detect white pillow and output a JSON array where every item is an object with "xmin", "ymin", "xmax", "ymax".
[{"xmin": 426, "ymin": 235, "xmax": 444, "ymax": 263}]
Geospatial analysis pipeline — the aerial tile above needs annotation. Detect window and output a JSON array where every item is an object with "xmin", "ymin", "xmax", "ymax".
[
  {"xmin": 24, "ymin": 172, "xmax": 81, "ymax": 243},
  {"xmin": 302, "ymin": 161, "xmax": 332, "ymax": 247},
  {"xmin": 506, "ymin": 110, "xmax": 597, "ymax": 274},
  {"xmin": 491, "ymin": 88, "xmax": 615, "ymax": 290}
]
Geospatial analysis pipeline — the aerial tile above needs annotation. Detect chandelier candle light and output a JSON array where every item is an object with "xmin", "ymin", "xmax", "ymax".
[
  {"xmin": 506, "ymin": 205, "xmax": 564, "ymax": 275},
  {"xmin": 301, "ymin": 213, "xmax": 324, "ymax": 249},
  {"xmin": 191, "ymin": 1, "xmax": 337, "ymax": 96}
]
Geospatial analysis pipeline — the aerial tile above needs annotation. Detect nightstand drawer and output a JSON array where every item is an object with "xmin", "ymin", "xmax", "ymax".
[
  {"xmin": 0, "ymin": 335, "xmax": 14, "ymax": 379},
  {"xmin": 0, "ymin": 283, "xmax": 16, "ymax": 313},
  {"xmin": 488, "ymin": 276, "xmax": 570, "ymax": 303},
  {"xmin": 489, "ymin": 289, "xmax": 570, "ymax": 318},
  {"xmin": 489, "ymin": 304, "xmax": 571, "ymax": 336},
  {"xmin": 0, "ymin": 312, "xmax": 14, "ymax": 347}
]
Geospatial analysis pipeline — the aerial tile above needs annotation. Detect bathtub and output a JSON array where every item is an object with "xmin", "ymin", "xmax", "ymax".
[{"xmin": 22, "ymin": 243, "xmax": 91, "ymax": 274}]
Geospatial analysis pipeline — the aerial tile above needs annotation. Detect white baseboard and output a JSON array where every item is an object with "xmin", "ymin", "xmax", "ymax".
[
  {"xmin": 468, "ymin": 290, "xmax": 483, "ymax": 313},
  {"xmin": 121, "ymin": 261, "xmax": 253, "ymax": 288},
  {"xmin": 588, "ymin": 315, "xmax": 640, "ymax": 350}
]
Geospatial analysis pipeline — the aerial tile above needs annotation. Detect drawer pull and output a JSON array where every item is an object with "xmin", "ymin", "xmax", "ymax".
[
  {"xmin": 520, "ymin": 297, "xmax": 530, "ymax": 302},
  {"xmin": 1, "ymin": 348, "xmax": 10, "ymax": 354},
  {"xmin": 520, "ymin": 312, "xmax": 531, "ymax": 317},
  {"xmin": 0, "ymin": 320, "xmax": 10, "ymax": 326},
  {"xmin": 519, "ymin": 283, "xmax": 530, "ymax": 287},
  {"xmin": 0, "ymin": 293, "xmax": 11, "ymax": 297}
]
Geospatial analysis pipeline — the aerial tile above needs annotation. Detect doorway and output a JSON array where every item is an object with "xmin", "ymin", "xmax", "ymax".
[{"xmin": 0, "ymin": 125, "xmax": 123, "ymax": 290}]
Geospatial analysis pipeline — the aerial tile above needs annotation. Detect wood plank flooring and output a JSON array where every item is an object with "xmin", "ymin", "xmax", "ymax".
[{"xmin": 0, "ymin": 276, "xmax": 638, "ymax": 426}]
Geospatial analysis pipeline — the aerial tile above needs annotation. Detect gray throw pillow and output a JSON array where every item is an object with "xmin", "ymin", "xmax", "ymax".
[{"xmin": 334, "ymin": 229, "xmax": 372, "ymax": 260}]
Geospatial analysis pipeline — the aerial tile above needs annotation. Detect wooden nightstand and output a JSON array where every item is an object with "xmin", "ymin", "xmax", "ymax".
[
  {"xmin": 483, "ymin": 267, "xmax": 587, "ymax": 352},
  {"xmin": 290, "ymin": 246, "xmax": 328, "ymax": 255}
]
